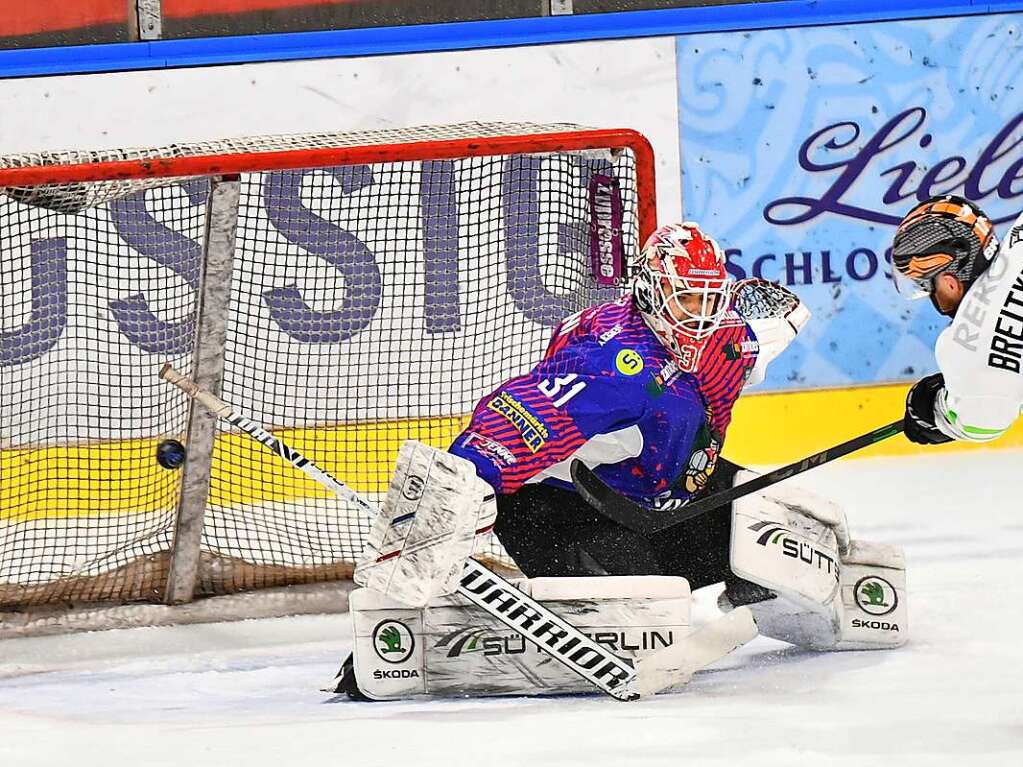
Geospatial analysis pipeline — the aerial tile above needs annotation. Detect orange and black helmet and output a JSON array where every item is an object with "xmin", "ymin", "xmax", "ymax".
[{"xmin": 891, "ymin": 195, "xmax": 999, "ymax": 300}]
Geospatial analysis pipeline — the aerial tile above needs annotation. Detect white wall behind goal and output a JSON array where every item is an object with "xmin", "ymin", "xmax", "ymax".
[{"xmin": 0, "ymin": 37, "xmax": 682, "ymax": 224}]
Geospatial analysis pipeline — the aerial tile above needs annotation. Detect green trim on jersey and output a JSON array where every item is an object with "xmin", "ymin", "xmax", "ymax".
[{"xmin": 942, "ymin": 407, "xmax": 1006, "ymax": 440}]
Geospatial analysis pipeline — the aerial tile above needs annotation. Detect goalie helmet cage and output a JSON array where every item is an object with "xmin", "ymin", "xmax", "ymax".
[{"xmin": 0, "ymin": 122, "xmax": 655, "ymax": 619}]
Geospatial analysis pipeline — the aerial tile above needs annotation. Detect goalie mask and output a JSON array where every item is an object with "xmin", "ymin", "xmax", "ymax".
[
  {"xmin": 892, "ymin": 195, "xmax": 999, "ymax": 307},
  {"xmin": 632, "ymin": 222, "xmax": 733, "ymax": 370}
]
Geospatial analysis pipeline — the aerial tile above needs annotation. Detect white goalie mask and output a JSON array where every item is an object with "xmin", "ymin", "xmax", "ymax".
[{"xmin": 631, "ymin": 222, "xmax": 734, "ymax": 370}]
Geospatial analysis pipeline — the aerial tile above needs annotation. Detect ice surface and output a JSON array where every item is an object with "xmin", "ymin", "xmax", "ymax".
[{"xmin": 2, "ymin": 450, "xmax": 1022, "ymax": 766}]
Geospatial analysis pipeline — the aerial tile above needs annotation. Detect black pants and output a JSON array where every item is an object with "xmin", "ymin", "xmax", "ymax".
[{"xmin": 493, "ymin": 460, "xmax": 739, "ymax": 591}]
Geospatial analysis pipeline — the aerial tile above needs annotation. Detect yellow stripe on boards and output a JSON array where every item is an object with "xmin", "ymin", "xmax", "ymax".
[
  {"xmin": 0, "ymin": 441, "xmax": 181, "ymax": 523},
  {"xmin": 725, "ymin": 381, "xmax": 1023, "ymax": 465},
  {"xmin": 205, "ymin": 417, "xmax": 468, "ymax": 507},
  {"xmin": 4, "ymin": 383, "xmax": 1022, "ymax": 523},
  {"xmin": 0, "ymin": 417, "xmax": 468, "ymax": 522}
]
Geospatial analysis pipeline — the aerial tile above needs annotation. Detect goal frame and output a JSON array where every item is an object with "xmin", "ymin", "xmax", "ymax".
[
  {"xmin": 0, "ymin": 128, "xmax": 656, "ymax": 219},
  {"xmin": 0, "ymin": 124, "xmax": 657, "ymax": 621}
]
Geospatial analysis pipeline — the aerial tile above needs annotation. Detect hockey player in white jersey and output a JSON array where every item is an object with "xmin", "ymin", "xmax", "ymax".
[{"xmin": 892, "ymin": 195, "xmax": 1023, "ymax": 444}]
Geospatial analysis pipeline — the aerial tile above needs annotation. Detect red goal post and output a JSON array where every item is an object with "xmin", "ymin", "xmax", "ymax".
[
  {"xmin": 0, "ymin": 122, "xmax": 656, "ymax": 622},
  {"xmin": 0, "ymin": 127, "xmax": 654, "ymax": 192}
]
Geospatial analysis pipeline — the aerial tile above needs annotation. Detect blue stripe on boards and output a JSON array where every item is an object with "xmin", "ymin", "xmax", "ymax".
[{"xmin": 3, "ymin": 0, "xmax": 1023, "ymax": 79}]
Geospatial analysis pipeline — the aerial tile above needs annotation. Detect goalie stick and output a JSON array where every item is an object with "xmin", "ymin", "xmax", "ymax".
[
  {"xmin": 571, "ymin": 420, "xmax": 904, "ymax": 537},
  {"xmin": 159, "ymin": 363, "xmax": 751, "ymax": 700}
]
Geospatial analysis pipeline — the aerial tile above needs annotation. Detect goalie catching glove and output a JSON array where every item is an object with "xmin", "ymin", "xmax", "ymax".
[{"xmin": 732, "ymin": 278, "xmax": 811, "ymax": 388}]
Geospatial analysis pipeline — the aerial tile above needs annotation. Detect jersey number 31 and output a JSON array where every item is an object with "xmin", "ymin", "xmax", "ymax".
[{"xmin": 537, "ymin": 373, "xmax": 587, "ymax": 407}]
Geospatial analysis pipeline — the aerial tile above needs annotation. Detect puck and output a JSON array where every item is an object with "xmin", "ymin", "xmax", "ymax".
[{"xmin": 156, "ymin": 439, "xmax": 187, "ymax": 470}]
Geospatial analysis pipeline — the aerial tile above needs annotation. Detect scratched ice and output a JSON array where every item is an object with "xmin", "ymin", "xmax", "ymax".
[{"xmin": 3, "ymin": 450, "xmax": 1022, "ymax": 767}]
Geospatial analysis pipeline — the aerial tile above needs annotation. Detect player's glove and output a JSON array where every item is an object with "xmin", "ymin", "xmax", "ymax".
[{"xmin": 904, "ymin": 373, "xmax": 954, "ymax": 445}]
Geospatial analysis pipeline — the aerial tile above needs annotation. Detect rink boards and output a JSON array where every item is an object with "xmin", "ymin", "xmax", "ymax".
[
  {"xmin": 3, "ymin": 383, "xmax": 1022, "ymax": 523},
  {"xmin": 8, "ymin": 15, "xmax": 1023, "ymax": 526}
]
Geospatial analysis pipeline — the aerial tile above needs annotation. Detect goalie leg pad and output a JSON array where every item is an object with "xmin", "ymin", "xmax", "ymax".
[
  {"xmin": 348, "ymin": 588, "xmax": 427, "ymax": 701},
  {"xmin": 835, "ymin": 540, "xmax": 907, "ymax": 650},
  {"xmin": 354, "ymin": 440, "xmax": 494, "ymax": 607},
  {"xmin": 733, "ymin": 469, "xmax": 850, "ymax": 553},
  {"xmin": 728, "ymin": 473, "xmax": 907, "ymax": 650},
  {"xmin": 634, "ymin": 606, "xmax": 758, "ymax": 696},
  {"xmin": 348, "ymin": 576, "xmax": 691, "ymax": 701},
  {"xmin": 728, "ymin": 475, "xmax": 843, "ymax": 650}
]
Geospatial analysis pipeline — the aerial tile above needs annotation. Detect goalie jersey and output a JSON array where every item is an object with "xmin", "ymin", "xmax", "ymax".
[{"xmin": 449, "ymin": 295, "xmax": 761, "ymax": 510}]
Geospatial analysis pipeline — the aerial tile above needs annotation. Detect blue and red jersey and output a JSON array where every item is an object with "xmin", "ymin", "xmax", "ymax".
[{"xmin": 449, "ymin": 296, "xmax": 759, "ymax": 509}]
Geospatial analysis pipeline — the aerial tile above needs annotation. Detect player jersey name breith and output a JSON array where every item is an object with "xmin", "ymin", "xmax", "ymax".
[{"xmin": 988, "ymin": 272, "xmax": 1023, "ymax": 373}]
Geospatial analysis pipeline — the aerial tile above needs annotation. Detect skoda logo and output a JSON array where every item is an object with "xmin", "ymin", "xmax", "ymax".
[
  {"xmin": 373, "ymin": 619, "xmax": 415, "ymax": 664},
  {"xmin": 854, "ymin": 576, "xmax": 898, "ymax": 616}
]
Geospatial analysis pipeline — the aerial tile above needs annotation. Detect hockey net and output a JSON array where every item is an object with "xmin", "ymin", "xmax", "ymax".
[{"xmin": 0, "ymin": 122, "xmax": 655, "ymax": 614}]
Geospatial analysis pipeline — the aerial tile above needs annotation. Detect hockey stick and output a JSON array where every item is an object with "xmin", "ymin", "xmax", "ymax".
[
  {"xmin": 571, "ymin": 420, "xmax": 904, "ymax": 537},
  {"xmin": 158, "ymin": 363, "xmax": 641, "ymax": 701}
]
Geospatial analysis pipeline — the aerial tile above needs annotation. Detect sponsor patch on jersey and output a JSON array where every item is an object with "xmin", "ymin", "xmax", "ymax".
[
  {"xmin": 645, "ymin": 358, "xmax": 682, "ymax": 397},
  {"xmin": 461, "ymin": 431, "xmax": 518, "ymax": 467},
  {"xmin": 486, "ymin": 392, "xmax": 550, "ymax": 453},
  {"xmin": 615, "ymin": 348, "xmax": 644, "ymax": 376},
  {"xmin": 598, "ymin": 323, "xmax": 624, "ymax": 346},
  {"xmin": 723, "ymin": 339, "xmax": 760, "ymax": 361},
  {"xmin": 683, "ymin": 416, "xmax": 721, "ymax": 495}
]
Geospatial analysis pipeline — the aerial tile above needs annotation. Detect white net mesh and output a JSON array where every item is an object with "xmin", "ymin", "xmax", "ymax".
[
  {"xmin": 0, "ymin": 122, "xmax": 598, "ymax": 213},
  {"xmin": 0, "ymin": 122, "xmax": 648, "ymax": 608}
]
